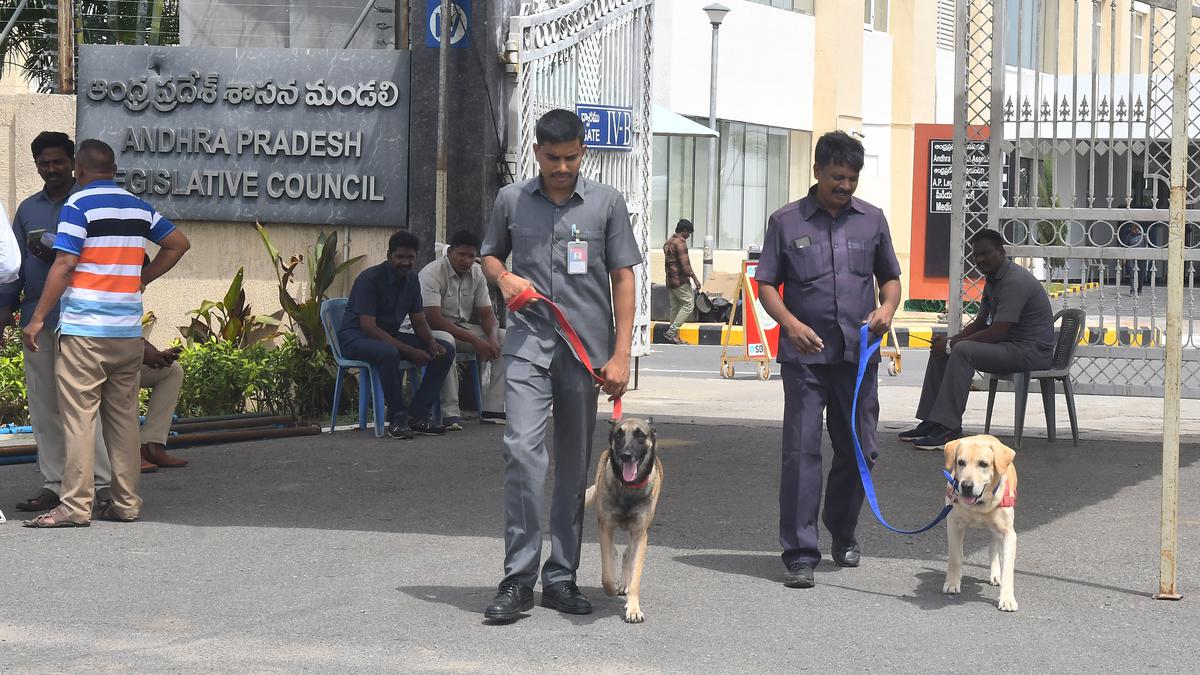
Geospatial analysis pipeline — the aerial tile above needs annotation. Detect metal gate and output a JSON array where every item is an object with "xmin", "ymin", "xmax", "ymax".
[
  {"xmin": 507, "ymin": 0, "xmax": 655, "ymax": 358},
  {"xmin": 951, "ymin": 0, "xmax": 1200, "ymax": 396}
]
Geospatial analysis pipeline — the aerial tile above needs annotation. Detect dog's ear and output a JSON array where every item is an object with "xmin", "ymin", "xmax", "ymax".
[
  {"xmin": 943, "ymin": 438, "xmax": 961, "ymax": 472},
  {"xmin": 990, "ymin": 437, "xmax": 1016, "ymax": 476}
]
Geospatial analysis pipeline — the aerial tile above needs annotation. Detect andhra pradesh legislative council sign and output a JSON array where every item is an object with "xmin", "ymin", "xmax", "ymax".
[{"xmin": 76, "ymin": 45, "xmax": 409, "ymax": 226}]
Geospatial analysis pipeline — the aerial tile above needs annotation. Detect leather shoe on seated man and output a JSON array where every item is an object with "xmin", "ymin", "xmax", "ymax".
[
  {"xmin": 15, "ymin": 488, "xmax": 60, "ymax": 512},
  {"xmin": 142, "ymin": 442, "xmax": 188, "ymax": 468},
  {"xmin": 540, "ymin": 580, "xmax": 592, "ymax": 615},
  {"xmin": 483, "ymin": 580, "xmax": 534, "ymax": 622},
  {"xmin": 832, "ymin": 541, "xmax": 861, "ymax": 567}
]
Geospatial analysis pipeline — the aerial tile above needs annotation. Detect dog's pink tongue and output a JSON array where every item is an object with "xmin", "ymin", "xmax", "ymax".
[
  {"xmin": 961, "ymin": 494, "xmax": 978, "ymax": 505},
  {"xmin": 622, "ymin": 460, "xmax": 639, "ymax": 483}
]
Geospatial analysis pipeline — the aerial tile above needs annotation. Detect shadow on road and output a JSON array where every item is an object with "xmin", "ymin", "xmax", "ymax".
[
  {"xmin": 3, "ymin": 414, "xmax": 1191, "ymax": 569},
  {"xmin": 397, "ymin": 584, "xmax": 627, "ymax": 625}
]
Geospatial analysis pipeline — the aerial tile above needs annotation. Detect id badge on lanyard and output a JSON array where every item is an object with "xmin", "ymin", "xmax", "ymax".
[{"xmin": 567, "ymin": 224, "xmax": 588, "ymax": 275}]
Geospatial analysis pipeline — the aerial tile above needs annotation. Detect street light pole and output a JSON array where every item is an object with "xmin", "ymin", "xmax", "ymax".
[{"xmin": 703, "ymin": 4, "xmax": 729, "ymax": 255}]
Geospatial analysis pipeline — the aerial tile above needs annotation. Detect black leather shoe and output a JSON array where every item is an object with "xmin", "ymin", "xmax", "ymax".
[
  {"xmin": 483, "ymin": 581, "xmax": 533, "ymax": 621},
  {"xmin": 540, "ymin": 580, "xmax": 592, "ymax": 614},
  {"xmin": 832, "ymin": 541, "xmax": 861, "ymax": 567},
  {"xmin": 783, "ymin": 561, "xmax": 815, "ymax": 588},
  {"xmin": 899, "ymin": 420, "xmax": 937, "ymax": 441}
]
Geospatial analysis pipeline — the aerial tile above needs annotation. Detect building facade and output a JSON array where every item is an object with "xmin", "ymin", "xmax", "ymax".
[{"xmin": 648, "ymin": 0, "xmax": 951, "ymax": 300}]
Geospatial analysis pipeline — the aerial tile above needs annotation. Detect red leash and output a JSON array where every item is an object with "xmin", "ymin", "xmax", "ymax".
[{"xmin": 506, "ymin": 285, "xmax": 623, "ymax": 420}]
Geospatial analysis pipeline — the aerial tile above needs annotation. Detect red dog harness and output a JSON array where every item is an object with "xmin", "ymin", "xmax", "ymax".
[{"xmin": 506, "ymin": 284, "xmax": 622, "ymax": 421}]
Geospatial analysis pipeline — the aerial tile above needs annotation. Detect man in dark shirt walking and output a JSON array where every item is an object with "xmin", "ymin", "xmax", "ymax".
[
  {"xmin": 338, "ymin": 231, "xmax": 455, "ymax": 439},
  {"xmin": 902, "ymin": 229, "xmax": 1055, "ymax": 450},
  {"xmin": 756, "ymin": 130, "xmax": 902, "ymax": 589},
  {"xmin": 663, "ymin": 219, "xmax": 701, "ymax": 344}
]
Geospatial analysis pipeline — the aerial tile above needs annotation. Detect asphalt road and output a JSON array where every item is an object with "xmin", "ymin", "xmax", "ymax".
[{"xmin": 1, "ymin": 420, "xmax": 1196, "ymax": 672}]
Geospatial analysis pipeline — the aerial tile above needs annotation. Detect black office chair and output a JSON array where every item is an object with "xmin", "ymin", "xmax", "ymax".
[{"xmin": 982, "ymin": 308, "xmax": 1086, "ymax": 448}]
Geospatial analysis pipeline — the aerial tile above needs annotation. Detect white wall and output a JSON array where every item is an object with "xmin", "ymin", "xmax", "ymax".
[
  {"xmin": 654, "ymin": 0, "xmax": 814, "ymax": 131},
  {"xmin": 857, "ymin": 30, "xmax": 894, "ymax": 210},
  {"xmin": 936, "ymin": 47, "xmax": 955, "ymax": 124}
]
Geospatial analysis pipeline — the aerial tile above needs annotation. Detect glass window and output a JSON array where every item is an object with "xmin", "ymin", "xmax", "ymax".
[
  {"xmin": 742, "ymin": 125, "xmax": 769, "ymax": 250},
  {"xmin": 864, "ymin": 0, "xmax": 888, "ymax": 32},
  {"xmin": 1133, "ymin": 12, "xmax": 1145, "ymax": 74},
  {"xmin": 719, "ymin": 122, "xmax": 746, "ymax": 251},
  {"xmin": 1005, "ymin": 0, "xmax": 1037, "ymax": 68},
  {"xmin": 652, "ymin": 120, "xmax": 792, "ymax": 251},
  {"xmin": 651, "ymin": 136, "xmax": 669, "ymax": 245},
  {"xmin": 749, "ymin": 0, "xmax": 814, "ymax": 14}
]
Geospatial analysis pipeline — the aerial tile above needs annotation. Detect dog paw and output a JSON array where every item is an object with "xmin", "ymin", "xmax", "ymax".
[
  {"xmin": 989, "ymin": 574, "xmax": 1001, "ymax": 586},
  {"xmin": 602, "ymin": 581, "xmax": 620, "ymax": 597},
  {"xmin": 997, "ymin": 594, "xmax": 1018, "ymax": 612},
  {"xmin": 616, "ymin": 585, "xmax": 628, "ymax": 597},
  {"xmin": 623, "ymin": 604, "xmax": 644, "ymax": 623},
  {"xmin": 942, "ymin": 579, "xmax": 961, "ymax": 595}
]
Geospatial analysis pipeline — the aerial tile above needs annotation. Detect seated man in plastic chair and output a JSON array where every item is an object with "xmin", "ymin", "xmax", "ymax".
[
  {"xmin": 419, "ymin": 229, "xmax": 506, "ymax": 431},
  {"xmin": 338, "ymin": 231, "xmax": 455, "ymax": 440},
  {"xmin": 901, "ymin": 229, "xmax": 1055, "ymax": 450}
]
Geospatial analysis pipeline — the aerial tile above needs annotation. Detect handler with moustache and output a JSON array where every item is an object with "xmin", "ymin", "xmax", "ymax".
[{"xmin": 756, "ymin": 130, "xmax": 902, "ymax": 589}]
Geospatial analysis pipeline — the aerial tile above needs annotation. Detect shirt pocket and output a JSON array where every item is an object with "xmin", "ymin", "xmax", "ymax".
[
  {"xmin": 784, "ymin": 243, "xmax": 831, "ymax": 283},
  {"xmin": 510, "ymin": 225, "xmax": 544, "ymax": 269},
  {"xmin": 847, "ymin": 238, "xmax": 875, "ymax": 277}
]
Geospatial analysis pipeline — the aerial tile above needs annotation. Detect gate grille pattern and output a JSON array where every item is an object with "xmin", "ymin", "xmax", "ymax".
[
  {"xmin": 512, "ymin": 0, "xmax": 655, "ymax": 357},
  {"xmin": 952, "ymin": 0, "xmax": 1200, "ymax": 396}
]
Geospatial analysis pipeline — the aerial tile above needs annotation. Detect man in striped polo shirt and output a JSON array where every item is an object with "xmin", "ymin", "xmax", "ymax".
[{"xmin": 21, "ymin": 139, "xmax": 190, "ymax": 528}]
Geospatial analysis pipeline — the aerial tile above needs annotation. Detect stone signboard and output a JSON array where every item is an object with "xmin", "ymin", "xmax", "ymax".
[{"xmin": 77, "ymin": 44, "xmax": 409, "ymax": 226}]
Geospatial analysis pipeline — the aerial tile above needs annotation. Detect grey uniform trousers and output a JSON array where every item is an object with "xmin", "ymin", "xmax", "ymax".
[
  {"xmin": 916, "ymin": 340, "xmax": 1029, "ymax": 430},
  {"xmin": 500, "ymin": 340, "xmax": 599, "ymax": 588}
]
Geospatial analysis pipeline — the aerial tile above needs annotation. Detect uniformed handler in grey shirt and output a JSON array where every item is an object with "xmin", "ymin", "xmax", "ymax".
[
  {"xmin": 480, "ymin": 109, "xmax": 642, "ymax": 622},
  {"xmin": 756, "ymin": 130, "xmax": 902, "ymax": 590},
  {"xmin": 901, "ymin": 228, "xmax": 1055, "ymax": 450}
]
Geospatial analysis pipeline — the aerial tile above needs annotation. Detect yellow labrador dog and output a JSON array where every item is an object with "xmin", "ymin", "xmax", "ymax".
[
  {"xmin": 942, "ymin": 434, "xmax": 1019, "ymax": 612},
  {"xmin": 585, "ymin": 417, "xmax": 664, "ymax": 623}
]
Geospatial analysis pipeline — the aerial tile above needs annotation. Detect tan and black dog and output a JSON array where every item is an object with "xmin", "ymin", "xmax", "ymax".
[
  {"xmin": 942, "ymin": 434, "xmax": 1019, "ymax": 612},
  {"xmin": 585, "ymin": 417, "xmax": 664, "ymax": 623}
]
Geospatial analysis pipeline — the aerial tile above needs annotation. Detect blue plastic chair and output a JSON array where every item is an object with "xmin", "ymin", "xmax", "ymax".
[{"xmin": 321, "ymin": 298, "xmax": 420, "ymax": 438}]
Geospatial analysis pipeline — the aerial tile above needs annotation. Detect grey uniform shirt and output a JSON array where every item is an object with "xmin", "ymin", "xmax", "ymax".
[
  {"xmin": 979, "ymin": 259, "xmax": 1055, "ymax": 367},
  {"xmin": 481, "ymin": 175, "xmax": 643, "ymax": 368},
  {"xmin": 419, "ymin": 256, "xmax": 490, "ymax": 326},
  {"xmin": 755, "ymin": 188, "xmax": 902, "ymax": 365}
]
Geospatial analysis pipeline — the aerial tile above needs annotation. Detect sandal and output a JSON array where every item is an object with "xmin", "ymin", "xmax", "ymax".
[
  {"xmin": 22, "ymin": 507, "xmax": 89, "ymax": 528},
  {"xmin": 15, "ymin": 488, "xmax": 61, "ymax": 512},
  {"xmin": 95, "ymin": 504, "xmax": 137, "ymax": 523}
]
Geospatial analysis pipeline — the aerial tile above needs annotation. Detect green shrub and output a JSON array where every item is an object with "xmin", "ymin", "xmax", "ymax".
[
  {"xmin": 175, "ymin": 335, "xmax": 354, "ymax": 423},
  {"xmin": 176, "ymin": 339, "xmax": 266, "ymax": 417},
  {"xmin": 249, "ymin": 333, "xmax": 350, "ymax": 423},
  {"xmin": 0, "ymin": 326, "xmax": 28, "ymax": 425}
]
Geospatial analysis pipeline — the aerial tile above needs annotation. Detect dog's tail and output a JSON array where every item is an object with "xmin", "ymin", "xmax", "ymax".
[{"xmin": 584, "ymin": 485, "xmax": 596, "ymax": 509}]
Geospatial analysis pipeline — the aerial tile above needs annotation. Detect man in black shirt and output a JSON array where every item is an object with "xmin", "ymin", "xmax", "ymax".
[
  {"xmin": 339, "ymin": 231, "xmax": 455, "ymax": 439},
  {"xmin": 903, "ymin": 229, "xmax": 1055, "ymax": 450}
]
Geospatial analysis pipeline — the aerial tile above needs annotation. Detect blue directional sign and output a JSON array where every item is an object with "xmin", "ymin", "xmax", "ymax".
[
  {"xmin": 426, "ymin": 0, "xmax": 471, "ymax": 49},
  {"xmin": 576, "ymin": 104, "xmax": 634, "ymax": 151}
]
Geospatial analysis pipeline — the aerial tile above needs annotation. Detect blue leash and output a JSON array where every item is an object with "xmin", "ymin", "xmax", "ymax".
[{"xmin": 851, "ymin": 323, "xmax": 953, "ymax": 535}]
